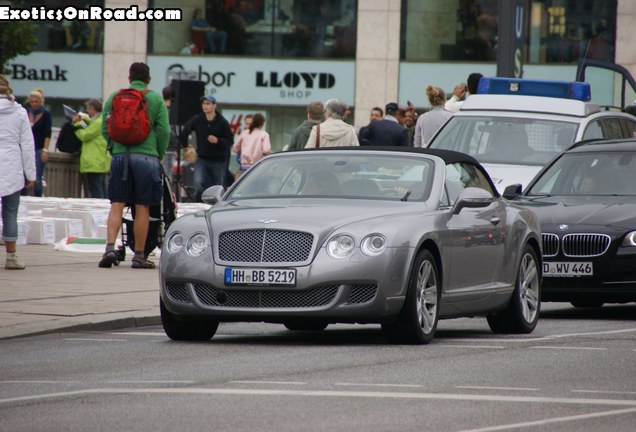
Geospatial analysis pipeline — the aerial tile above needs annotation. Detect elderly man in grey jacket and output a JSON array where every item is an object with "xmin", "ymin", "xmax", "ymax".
[{"xmin": 305, "ymin": 99, "xmax": 359, "ymax": 148}]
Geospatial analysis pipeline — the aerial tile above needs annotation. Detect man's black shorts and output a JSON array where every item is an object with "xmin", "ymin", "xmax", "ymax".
[{"xmin": 108, "ymin": 153, "xmax": 162, "ymax": 205}]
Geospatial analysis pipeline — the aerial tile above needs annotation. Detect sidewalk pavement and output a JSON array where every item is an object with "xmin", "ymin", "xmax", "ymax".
[{"xmin": 0, "ymin": 244, "xmax": 161, "ymax": 340}]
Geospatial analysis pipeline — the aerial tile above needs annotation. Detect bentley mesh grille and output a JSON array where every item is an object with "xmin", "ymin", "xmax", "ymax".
[
  {"xmin": 166, "ymin": 281, "xmax": 189, "ymax": 303},
  {"xmin": 218, "ymin": 229, "xmax": 314, "ymax": 263},
  {"xmin": 347, "ymin": 284, "xmax": 378, "ymax": 304},
  {"xmin": 562, "ymin": 234, "xmax": 611, "ymax": 257},
  {"xmin": 192, "ymin": 283, "xmax": 339, "ymax": 308},
  {"xmin": 542, "ymin": 233, "xmax": 559, "ymax": 257}
]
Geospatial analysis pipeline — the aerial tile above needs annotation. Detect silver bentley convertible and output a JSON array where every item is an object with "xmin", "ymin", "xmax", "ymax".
[{"xmin": 159, "ymin": 147, "xmax": 542, "ymax": 344}]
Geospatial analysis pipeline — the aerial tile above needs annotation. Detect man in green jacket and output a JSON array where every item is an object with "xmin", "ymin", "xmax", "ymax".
[{"xmin": 99, "ymin": 62, "xmax": 170, "ymax": 269}]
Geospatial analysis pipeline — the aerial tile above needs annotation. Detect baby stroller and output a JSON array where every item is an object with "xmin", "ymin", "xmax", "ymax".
[{"xmin": 116, "ymin": 167, "xmax": 177, "ymax": 262}]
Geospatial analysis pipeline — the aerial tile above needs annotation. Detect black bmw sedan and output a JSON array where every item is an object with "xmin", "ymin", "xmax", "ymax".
[{"xmin": 504, "ymin": 139, "xmax": 636, "ymax": 307}]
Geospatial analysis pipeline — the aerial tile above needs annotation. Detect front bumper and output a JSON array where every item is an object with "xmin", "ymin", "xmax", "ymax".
[
  {"xmin": 159, "ymin": 246, "xmax": 412, "ymax": 323},
  {"xmin": 541, "ymin": 248, "xmax": 636, "ymax": 302}
]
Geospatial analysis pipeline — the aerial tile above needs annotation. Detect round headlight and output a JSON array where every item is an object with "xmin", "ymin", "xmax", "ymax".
[
  {"xmin": 327, "ymin": 234, "xmax": 355, "ymax": 258},
  {"xmin": 166, "ymin": 232, "xmax": 184, "ymax": 253},
  {"xmin": 622, "ymin": 231, "xmax": 636, "ymax": 247},
  {"xmin": 361, "ymin": 234, "xmax": 387, "ymax": 256},
  {"xmin": 186, "ymin": 232, "xmax": 209, "ymax": 257}
]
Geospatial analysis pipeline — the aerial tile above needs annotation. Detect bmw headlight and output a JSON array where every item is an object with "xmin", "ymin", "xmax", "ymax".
[
  {"xmin": 186, "ymin": 232, "xmax": 209, "ymax": 257},
  {"xmin": 622, "ymin": 231, "xmax": 636, "ymax": 247},
  {"xmin": 327, "ymin": 234, "xmax": 355, "ymax": 258},
  {"xmin": 361, "ymin": 234, "xmax": 387, "ymax": 256},
  {"xmin": 166, "ymin": 232, "xmax": 184, "ymax": 253}
]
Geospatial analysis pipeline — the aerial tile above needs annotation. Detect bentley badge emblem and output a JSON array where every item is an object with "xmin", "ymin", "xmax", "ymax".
[{"xmin": 258, "ymin": 219, "xmax": 278, "ymax": 224}]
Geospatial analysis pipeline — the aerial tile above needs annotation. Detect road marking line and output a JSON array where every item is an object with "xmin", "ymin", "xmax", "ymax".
[
  {"xmin": 456, "ymin": 386, "xmax": 540, "ymax": 392},
  {"xmin": 446, "ymin": 327, "xmax": 636, "ymax": 343},
  {"xmin": 530, "ymin": 346, "xmax": 607, "ymax": 351},
  {"xmin": 335, "ymin": 383, "xmax": 422, "ymax": 388},
  {"xmin": 3, "ymin": 387, "xmax": 636, "ymax": 407},
  {"xmin": 457, "ymin": 407, "xmax": 636, "ymax": 432},
  {"xmin": 573, "ymin": 390, "xmax": 636, "ymax": 396},
  {"xmin": 108, "ymin": 332, "xmax": 166, "ymax": 336},
  {"xmin": 64, "ymin": 338, "xmax": 127, "ymax": 342},
  {"xmin": 230, "ymin": 381, "xmax": 306, "ymax": 385},
  {"xmin": 441, "ymin": 345, "xmax": 505, "ymax": 349},
  {"xmin": 0, "ymin": 381, "xmax": 81, "ymax": 384},
  {"xmin": 107, "ymin": 381, "xmax": 196, "ymax": 384}
]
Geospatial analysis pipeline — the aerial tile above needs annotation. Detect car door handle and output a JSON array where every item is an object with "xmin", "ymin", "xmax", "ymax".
[{"xmin": 490, "ymin": 217, "xmax": 501, "ymax": 226}]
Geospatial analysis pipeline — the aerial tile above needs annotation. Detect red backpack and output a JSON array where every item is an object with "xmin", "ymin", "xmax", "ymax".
[{"xmin": 106, "ymin": 88, "xmax": 151, "ymax": 145}]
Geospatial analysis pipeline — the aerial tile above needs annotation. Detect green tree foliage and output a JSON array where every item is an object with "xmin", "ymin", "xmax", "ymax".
[{"xmin": 0, "ymin": 21, "xmax": 38, "ymax": 74}]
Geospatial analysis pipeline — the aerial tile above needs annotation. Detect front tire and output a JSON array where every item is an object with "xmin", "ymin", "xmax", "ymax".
[
  {"xmin": 382, "ymin": 249, "xmax": 440, "ymax": 345},
  {"xmin": 160, "ymin": 297, "xmax": 219, "ymax": 341},
  {"xmin": 487, "ymin": 245, "xmax": 540, "ymax": 334}
]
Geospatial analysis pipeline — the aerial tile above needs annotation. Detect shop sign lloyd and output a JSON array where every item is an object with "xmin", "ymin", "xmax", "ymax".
[{"xmin": 150, "ymin": 56, "xmax": 354, "ymax": 106}]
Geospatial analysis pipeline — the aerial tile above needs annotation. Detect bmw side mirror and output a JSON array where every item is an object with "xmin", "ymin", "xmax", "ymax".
[
  {"xmin": 452, "ymin": 187, "xmax": 494, "ymax": 214},
  {"xmin": 201, "ymin": 185, "xmax": 225, "ymax": 205},
  {"xmin": 503, "ymin": 184, "xmax": 523, "ymax": 200}
]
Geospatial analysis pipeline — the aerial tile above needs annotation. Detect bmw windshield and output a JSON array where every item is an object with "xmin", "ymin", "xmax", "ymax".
[{"xmin": 527, "ymin": 151, "xmax": 636, "ymax": 196}]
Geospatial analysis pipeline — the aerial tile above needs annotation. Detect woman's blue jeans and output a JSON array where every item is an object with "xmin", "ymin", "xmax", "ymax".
[{"xmin": 1, "ymin": 190, "xmax": 21, "ymax": 242}]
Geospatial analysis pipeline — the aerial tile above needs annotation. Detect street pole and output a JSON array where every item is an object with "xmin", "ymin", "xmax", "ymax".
[{"xmin": 496, "ymin": 0, "xmax": 529, "ymax": 78}]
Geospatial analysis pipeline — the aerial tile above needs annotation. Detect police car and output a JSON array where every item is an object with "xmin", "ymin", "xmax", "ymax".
[{"xmin": 427, "ymin": 77, "xmax": 636, "ymax": 192}]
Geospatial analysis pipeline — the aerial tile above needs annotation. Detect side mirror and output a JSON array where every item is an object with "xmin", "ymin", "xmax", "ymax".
[
  {"xmin": 502, "ymin": 184, "xmax": 523, "ymax": 200},
  {"xmin": 452, "ymin": 187, "xmax": 494, "ymax": 215},
  {"xmin": 201, "ymin": 185, "xmax": 225, "ymax": 205}
]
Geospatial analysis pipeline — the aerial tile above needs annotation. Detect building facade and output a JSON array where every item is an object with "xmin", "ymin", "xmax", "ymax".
[{"xmin": 7, "ymin": 0, "xmax": 634, "ymax": 152}]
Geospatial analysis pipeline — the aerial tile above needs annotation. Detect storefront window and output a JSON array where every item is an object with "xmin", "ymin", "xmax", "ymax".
[
  {"xmin": 401, "ymin": 0, "xmax": 616, "ymax": 64},
  {"xmin": 150, "ymin": 0, "xmax": 357, "ymax": 58},
  {"xmin": 15, "ymin": 0, "xmax": 105, "ymax": 53}
]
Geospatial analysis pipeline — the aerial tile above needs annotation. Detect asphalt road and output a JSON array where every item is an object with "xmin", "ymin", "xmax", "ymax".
[{"xmin": 1, "ymin": 303, "xmax": 635, "ymax": 432}]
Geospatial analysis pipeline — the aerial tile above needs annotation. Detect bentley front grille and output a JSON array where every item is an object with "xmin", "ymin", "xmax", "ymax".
[
  {"xmin": 192, "ymin": 283, "xmax": 339, "ymax": 308},
  {"xmin": 542, "ymin": 233, "xmax": 559, "ymax": 257},
  {"xmin": 562, "ymin": 233, "xmax": 611, "ymax": 257},
  {"xmin": 346, "ymin": 284, "xmax": 378, "ymax": 305},
  {"xmin": 218, "ymin": 229, "xmax": 314, "ymax": 263},
  {"xmin": 166, "ymin": 281, "xmax": 190, "ymax": 303}
]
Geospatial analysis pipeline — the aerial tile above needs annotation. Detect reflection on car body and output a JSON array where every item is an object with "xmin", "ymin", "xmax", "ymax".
[
  {"xmin": 159, "ymin": 147, "xmax": 542, "ymax": 344},
  {"xmin": 505, "ymin": 138, "xmax": 636, "ymax": 308}
]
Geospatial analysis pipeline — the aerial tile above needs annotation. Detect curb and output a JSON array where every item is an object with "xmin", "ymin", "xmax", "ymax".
[{"xmin": 0, "ymin": 315, "xmax": 162, "ymax": 341}]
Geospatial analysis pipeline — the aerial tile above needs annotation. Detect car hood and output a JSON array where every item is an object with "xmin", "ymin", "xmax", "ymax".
[
  {"xmin": 481, "ymin": 163, "xmax": 542, "ymax": 193},
  {"xmin": 208, "ymin": 199, "xmax": 428, "ymax": 234},
  {"xmin": 517, "ymin": 195, "xmax": 636, "ymax": 231}
]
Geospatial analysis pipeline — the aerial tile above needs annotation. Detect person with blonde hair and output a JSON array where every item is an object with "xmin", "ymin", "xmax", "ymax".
[
  {"xmin": 0, "ymin": 75, "xmax": 36, "ymax": 269},
  {"xmin": 414, "ymin": 86, "xmax": 453, "ymax": 147},
  {"xmin": 24, "ymin": 87, "xmax": 52, "ymax": 196}
]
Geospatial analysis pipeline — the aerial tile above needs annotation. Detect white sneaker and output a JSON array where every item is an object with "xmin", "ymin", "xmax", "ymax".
[{"xmin": 5, "ymin": 252, "xmax": 26, "ymax": 270}]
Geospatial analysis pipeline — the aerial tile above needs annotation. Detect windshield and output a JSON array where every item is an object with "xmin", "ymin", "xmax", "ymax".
[
  {"xmin": 429, "ymin": 116, "xmax": 578, "ymax": 166},
  {"xmin": 527, "ymin": 151, "xmax": 636, "ymax": 196},
  {"xmin": 228, "ymin": 153, "xmax": 436, "ymax": 201}
]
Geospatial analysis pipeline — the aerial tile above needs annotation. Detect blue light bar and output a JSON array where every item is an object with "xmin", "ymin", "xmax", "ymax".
[{"xmin": 477, "ymin": 77, "xmax": 591, "ymax": 102}]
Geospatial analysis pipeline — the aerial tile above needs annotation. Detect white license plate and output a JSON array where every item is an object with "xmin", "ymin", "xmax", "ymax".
[
  {"xmin": 224, "ymin": 268, "xmax": 297, "ymax": 286},
  {"xmin": 542, "ymin": 262, "xmax": 593, "ymax": 277}
]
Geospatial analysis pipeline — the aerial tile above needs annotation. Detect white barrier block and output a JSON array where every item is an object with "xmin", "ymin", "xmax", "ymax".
[
  {"xmin": 48, "ymin": 218, "xmax": 85, "ymax": 242},
  {"xmin": 26, "ymin": 218, "xmax": 56, "ymax": 244}
]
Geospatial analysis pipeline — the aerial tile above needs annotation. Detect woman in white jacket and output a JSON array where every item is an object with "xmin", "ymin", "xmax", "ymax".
[{"xmin": 0, "ymin": 75, "xmax": 36, "ymax": 270}]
